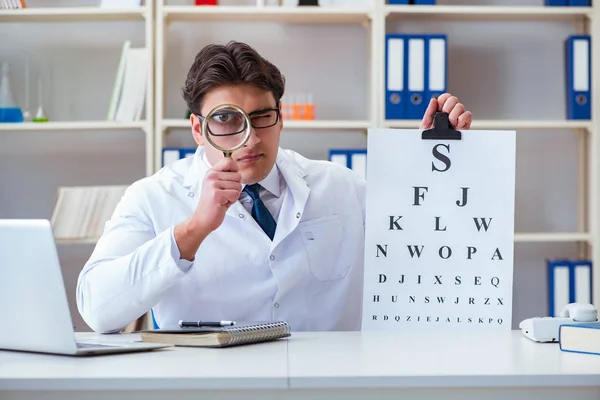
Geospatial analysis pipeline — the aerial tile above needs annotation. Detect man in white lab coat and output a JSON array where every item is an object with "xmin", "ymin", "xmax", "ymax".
[{"xmin": 76, "ymin": 41, "xmax": 473, "ymax": 333}]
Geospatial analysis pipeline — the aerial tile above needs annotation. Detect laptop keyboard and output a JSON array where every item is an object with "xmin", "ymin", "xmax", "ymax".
[{"xmin": 76, "ymin": 342, "xmax": 120, "ymax": 348}]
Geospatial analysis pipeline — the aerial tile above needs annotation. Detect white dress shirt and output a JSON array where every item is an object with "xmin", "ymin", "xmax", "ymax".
[{"xmin": 76, "ymin": 146, "xmax": 367, "ymax": 333}]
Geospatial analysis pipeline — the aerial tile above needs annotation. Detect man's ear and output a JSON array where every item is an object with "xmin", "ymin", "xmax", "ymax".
[{"xmin": 190, "ymin": 113, "xmax": 204, "ymax": 146}]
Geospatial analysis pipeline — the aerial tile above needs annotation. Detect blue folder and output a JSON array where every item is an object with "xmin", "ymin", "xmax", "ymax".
[
  {"xmin": 547, "ymin": 258, "xmax": 593, "ymax": 316},
  {"xmin": 568, "ymin": 0, "xmax": 591, "ymax": 6},
  {"xmin": 565, "ymin": 35, "xmax": 591, "ymax": 120},
  {"xmin": 425, "ymin": 34, "xmax": 447, "ymax": 104},
  {"xmin": 385, "ymin": 33, "xmax": 407, "ymax": 119},
  {"xmin": 162, "ymin": 147, "xmax": 196, "ymax": 167}
]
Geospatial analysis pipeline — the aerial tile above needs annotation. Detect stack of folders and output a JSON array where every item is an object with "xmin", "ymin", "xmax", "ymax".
[
  {"xmin": 140, "ymin": 321, "xmax": 291, "ymax": 348},
  {"xmin": 559, "ymin": 322, "xmax": 600, "ymax": 356},
  {"xmin": 546, "ymin": 1, "xmax": 591, "ymax": 6},
  {"xmin": 162, "ymin": 147, "xmax": 196, "ymax": 167},
  {"xmin": 388, "ymin": 1, "xmax": 436, "ymax": 4},
  {"xmin": 0, "ymin": 0, "xmax": 26, "ymax": 8},
  {"xmin": 547, "ymin": 259, "xmax": 593, "ymax": 317},
  {"xmin": 107, "ymin": 40, "xmax": 149, "ymax": 122},
  {"xmin": 50, "ymin": 185, "xmax": 127, "ymax": 242},
  {"xmin": 329, "ymin": 149, "xmax": 367, "ymax": 180},
  {"xmin": 385, "ymin": 33, "xmax": 447, "ymax": 120},
  {"xmin": 565, "ymin": 35, "xmax": 591, "ymax": 120}
]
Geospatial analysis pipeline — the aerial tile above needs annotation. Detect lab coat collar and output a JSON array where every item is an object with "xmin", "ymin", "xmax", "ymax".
[
  {"xmin": 181, "ymin": 146, "xmax": 310, "ymax": 223},
  {"xmin": 255, "ymin": 163, "xmax": 281, "ymax": 198}
]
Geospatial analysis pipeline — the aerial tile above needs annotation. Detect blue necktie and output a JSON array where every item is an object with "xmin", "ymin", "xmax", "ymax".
[{"xmin": 243, "ymin": 183, "xmax": 277, "ymax": 241}]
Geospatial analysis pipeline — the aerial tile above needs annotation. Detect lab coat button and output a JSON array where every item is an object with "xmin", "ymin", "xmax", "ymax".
[
  {"xmin": 296, "ymin": 212, "xmax": 301, "ymax": 219},
  {"xmin": 238, "ymin": 213, "xmax": 244, "ymax": 218},
  {"xmin": 274, "ymin": 303, "xmax": 279, "ymax": 308},
  {"xmin": 270, "ymin": 255, "xmax": 275, "ymax": 261},
  {"xmin": 187, "ymin": 192, "xmax": 195, "ymax": 198}
]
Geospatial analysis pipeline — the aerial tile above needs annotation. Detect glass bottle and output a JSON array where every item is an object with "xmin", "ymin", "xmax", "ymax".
[{"xmin": 0, "ymin": 62, "xmax": 24, "ymax": 123}]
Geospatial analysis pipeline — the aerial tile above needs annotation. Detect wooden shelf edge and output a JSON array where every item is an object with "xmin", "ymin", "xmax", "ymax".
[
  {"xmin": 162, "ymin": 5, "xmax": 372, "ymax": 23},
  {"xmin": 383, "ymin": 120, "xmax": 592, "ymax": 130},
  {"xmin": 384, "ymin": 5, "xmax": 592, "ymax": 21},
  {"xmin": 0, "ymin": 121, "xmax": 148, "ymax": 131},
  {"xmin": 162, "ymin": 119, "xmax": 371, "ymax": 130},
  {"xmin": 0, "ymin": 6, "xmax": 148, "ymax": 22},
  {"xmin": 55, "ymin": 238, "xmax": 98, "ymax": 245},
  {"xmin": 514, "ymin": 233, "xmax": 592, "ymax": 243}
]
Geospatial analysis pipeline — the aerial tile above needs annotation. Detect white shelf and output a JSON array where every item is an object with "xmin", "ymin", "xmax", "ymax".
[
  {"xmin": 383, "ymin": 120, "xmax": 592, "ymax": 131},
  {"xmin": 0, "ymin": 7, "xmax": 148, "ymax": 23},
  {"xmin": 514, "ymin": 232, "xmax": 592, "ymax": 243},
  {"xmin": 384, "ymin": 5, "xmax": 592, "ymax": 22},
  {"xmin": 55, "ymin": 238, "xmax": 99, "ymax": 245},
  {"xmin": 161, "ymin": 119, "xmax": 371, "ymax": 130},
  {"xmin": 0, "ymin": 121, "xmax": 148, "ymax": 131},
  {"xmin": 162, "ymin": 5, "xmax": 372, "ymax": 24}
]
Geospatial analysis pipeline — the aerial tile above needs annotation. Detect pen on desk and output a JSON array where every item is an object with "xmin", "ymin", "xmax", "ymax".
[{"xmin": 178, "ymin": 320, "xmax": 236, "ymax": 327}]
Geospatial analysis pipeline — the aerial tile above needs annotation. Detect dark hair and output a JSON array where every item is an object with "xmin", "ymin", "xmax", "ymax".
[{"xmin": 182, "ymin": 41, "xmax": 286, "ymax": 115}]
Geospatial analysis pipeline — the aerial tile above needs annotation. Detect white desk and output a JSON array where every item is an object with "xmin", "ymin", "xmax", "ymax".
[{"xmin": 1, "ymin": 330, "xmax": 599, "ymax": 400}]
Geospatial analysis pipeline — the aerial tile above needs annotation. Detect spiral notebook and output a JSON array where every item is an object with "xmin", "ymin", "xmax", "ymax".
[{"xmin": 139, "ymin": 321, "xmax": 291, "ymax": 348}]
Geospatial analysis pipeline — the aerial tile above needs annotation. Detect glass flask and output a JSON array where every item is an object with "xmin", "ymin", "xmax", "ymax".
[{"xmin": 0, "ymin": 62, "xmax": 24, "ymax": 123}]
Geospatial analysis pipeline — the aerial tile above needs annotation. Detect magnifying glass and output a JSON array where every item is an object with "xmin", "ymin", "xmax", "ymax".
[{"xmin": 201, "ymin": 103, "xmax": 253, "ymax": 158}]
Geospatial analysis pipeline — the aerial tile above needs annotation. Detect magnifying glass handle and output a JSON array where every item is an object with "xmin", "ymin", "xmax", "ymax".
[{"xmin": 222, "ymin": 151, "xmax": 234, "ymax": 171}]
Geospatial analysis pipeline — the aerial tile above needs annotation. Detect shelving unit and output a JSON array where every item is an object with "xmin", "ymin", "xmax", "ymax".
[
  {"xmin": 2, "ymin": 1, "xmax": 598, "ymax": 324},
  {"xmin": 154, "ymin": 0, "xmax": 375, "ymax": 170},
  {"xmin": 0, "ymin": 2, "xmax": 155, "ymax": 177},
  {"xmin": 154, "ymin": 1, "xmax": 599, "ymax": 308}
]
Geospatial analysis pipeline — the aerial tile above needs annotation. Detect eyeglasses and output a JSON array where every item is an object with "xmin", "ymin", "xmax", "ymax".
[{"xmin": 196, "ymin": 107, "xmax": 280, "ymax": 137}]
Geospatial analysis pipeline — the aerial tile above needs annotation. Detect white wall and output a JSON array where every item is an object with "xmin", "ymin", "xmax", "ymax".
[{"xmin": 0, "ymin": 0, "xmax": 585, "ymax": 331}]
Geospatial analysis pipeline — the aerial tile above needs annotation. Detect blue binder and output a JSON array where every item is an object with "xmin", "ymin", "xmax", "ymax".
[
  {"xmin": 548, "ymin": 259, "xmax": 572, "ymax": 317},
  {"xmin": 162, "ymin": 147, "xmax": 196, "ymax": 167},
  {"xmin": 385, "ymin": 33, "xmax": 407, "ymax": 119},
  {"xmin": 425, "ymin": 34, "xmax": 447, "ymax": 103},
  {"xmin": 546, "ymin": 0, "xmax": 568, "ymax": 5},
  {"xmin": 406, "ymin": 34, "xmax": 428, "ymax": 120},
  {"xmin": 565, "ymin": 35, "xmax": 591, "ymax": 120},
  {"xmin": 329, "ymin": 149, "xmax": 368, "ymax": 179},
  {"xmin": 570, "ymin": 260, "xmax": 593, "ymax": 304},
  {"xmin": 548, "ymin": 258, "xmax": 594, "ymax": 316},
  {"xmin": 412, "ymin": 0, "xmax": 436, "ymax": 4},
  {"xmin": 389, "ymin": 0, "xmax": 409, "ymax": 4},
  {"xmin": 568, "ymin": 0, "xmax": 591, "ymax": 6}
]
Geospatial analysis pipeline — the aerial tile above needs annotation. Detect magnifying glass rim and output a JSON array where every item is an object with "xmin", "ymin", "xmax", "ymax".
[{"xmin": 201, "ymin": 103, "xmax": 252, "ymax": 155}]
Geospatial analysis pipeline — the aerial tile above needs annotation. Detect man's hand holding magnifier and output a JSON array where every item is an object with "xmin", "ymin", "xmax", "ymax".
[{"xmin": 175, "ymin": 104, "xmax": 253, "ymax": 261}]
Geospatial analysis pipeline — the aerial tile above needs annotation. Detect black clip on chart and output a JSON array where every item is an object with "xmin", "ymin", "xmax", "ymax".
[{"xmin": 421, "ymin": 112, "xmax": 462, "ymax": 141}]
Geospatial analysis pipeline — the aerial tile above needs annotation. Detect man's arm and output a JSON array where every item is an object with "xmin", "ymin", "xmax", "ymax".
[
  {"xmin": 76, "ymin": 181, "xmax": 193, "ymax": 333},
  {"xmin": 76, "ymin": 156, "xmax": 243, "ymax": 333}
]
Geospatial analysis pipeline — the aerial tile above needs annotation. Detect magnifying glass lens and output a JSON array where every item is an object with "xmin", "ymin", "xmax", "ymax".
[{"xmin": 206, "ymin": 108, "xmax": 249, "ymax": 149}]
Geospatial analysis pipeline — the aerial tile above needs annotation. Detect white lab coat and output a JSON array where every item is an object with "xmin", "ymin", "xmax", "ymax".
[{"xmin": 76, "ymin": 147, "xmax": 367, "ymax": 333}]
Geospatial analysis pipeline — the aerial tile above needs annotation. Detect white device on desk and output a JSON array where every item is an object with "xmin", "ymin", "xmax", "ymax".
[
  {"xmin": 0, "ymin": 219, "xmax": 172, "ymax": 356},
  {"xmin": 519, "ymin": 303, "xmax": 598, "ymax": 343}
]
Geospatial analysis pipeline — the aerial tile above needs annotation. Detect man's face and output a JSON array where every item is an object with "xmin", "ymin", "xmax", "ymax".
[{"xmin": 191, "ymin": 83, "xmax": 282, "ymax": 185}]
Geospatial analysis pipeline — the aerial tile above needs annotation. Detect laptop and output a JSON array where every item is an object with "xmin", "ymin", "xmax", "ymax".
[{"xmin": 0, "ymin": 219, "xmax": 171, "ymax": 356}]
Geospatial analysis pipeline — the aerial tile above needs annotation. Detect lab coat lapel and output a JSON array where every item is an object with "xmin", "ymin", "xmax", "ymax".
[
  {"xmin": 182, "ymin": 147, "xmax": 207, "ymax": 199},
  {"xmin": 182, "ymin": 147, "xmax": 310, "ymax": 243},
  {"xmin": 272, "ymin": 149, "xmax": 309, "ymax": 247}
]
